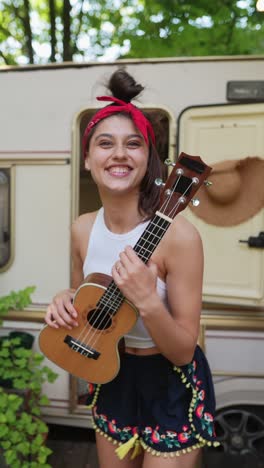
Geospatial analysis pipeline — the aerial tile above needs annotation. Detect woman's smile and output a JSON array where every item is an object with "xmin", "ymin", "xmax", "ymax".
[{"xmin": 106, "ymin": 165, "xmax": 133, "ymax": 177}]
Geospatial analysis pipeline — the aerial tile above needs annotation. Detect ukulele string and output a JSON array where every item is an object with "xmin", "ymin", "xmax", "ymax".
[
  {"xmin": 166, "ymin": 179, "xmax": 196, "ymax": 219},
  {"xmin": 72, "ymin": 173, "xmax": 191, "ymax": 352},
  {"xmin": 128, "ymin": 173, "xmax": 184, "ymax": 265},
  {"xmin": 160, "ymin": 172, "xmax": 182, "ymax": 215},
  {"xmin": 73, "ymin": 201, "xmax": 172, "ymax": 352},
  {"xmin": 74, "ymin": 174, "xmax": 196, "ymax": 353},
  {"xmin": 74, "ymin": 175, "xmax": 186, "ymax": 351}
]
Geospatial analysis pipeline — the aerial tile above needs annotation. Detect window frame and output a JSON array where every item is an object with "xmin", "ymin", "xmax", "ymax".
[{"xmin": 0, "ymin": 164, "xmax": 15, "ymax": 273}]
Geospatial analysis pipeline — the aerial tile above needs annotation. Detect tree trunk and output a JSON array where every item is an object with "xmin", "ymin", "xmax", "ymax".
[
  {"xmin": 23, "ymin": 0, "xmax": 34, "ymax": 63},
  {"xmin": 62, "ymin": 0, "xmax": 72, "ymax": 61},
  {"xmin": 49, "ymin": 0, "xmax": 56, "ymax": 62}
]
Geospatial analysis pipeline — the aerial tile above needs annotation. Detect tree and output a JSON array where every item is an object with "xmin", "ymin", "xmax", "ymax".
[
  {"xmin": 0, "ymin": 0, "xmax": 263, "ymax": 66},
  {"xmin": 115, "ymin": 0, "xmax": 264, "ymax": 58}
]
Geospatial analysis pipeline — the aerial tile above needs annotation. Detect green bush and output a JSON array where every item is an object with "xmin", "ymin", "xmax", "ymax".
[{"xmin": 0, "ymin": 287, "xmax": 58, "ymax": 467}]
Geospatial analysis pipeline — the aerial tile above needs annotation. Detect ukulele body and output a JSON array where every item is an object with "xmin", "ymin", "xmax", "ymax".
[{"xmin": 39, "ymin": 272, "xmax": 138, "ymax": 384}]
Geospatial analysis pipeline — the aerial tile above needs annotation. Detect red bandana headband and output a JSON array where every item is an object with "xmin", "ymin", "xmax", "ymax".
[{"xmin": 82, "ymin": 96, "xmax": 156, "ymax": 158}]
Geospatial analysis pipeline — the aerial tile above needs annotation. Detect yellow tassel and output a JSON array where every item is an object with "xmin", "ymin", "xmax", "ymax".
[
  {"xmin": 115, "ymin": 433, "xmax": 139, "ymax": 460},
  {"xmin": 130, "ymin": 440, "xmax": 142, "ymax": 460}
]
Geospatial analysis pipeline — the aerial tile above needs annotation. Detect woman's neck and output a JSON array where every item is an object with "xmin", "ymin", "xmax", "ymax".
[{"xmin": 101, "ymin": 196, "xmax": 145, "ymax": 234}]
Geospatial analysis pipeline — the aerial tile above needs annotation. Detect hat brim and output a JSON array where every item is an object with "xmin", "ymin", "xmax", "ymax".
[{"xmin": 189, "ymin": 157, "xmax": 264, "ymax": 227}]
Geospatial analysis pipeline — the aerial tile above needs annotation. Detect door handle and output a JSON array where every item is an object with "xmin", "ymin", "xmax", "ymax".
[{"xmin": 239, "ymin": 232, "xmax": 264, "ymax": 248}]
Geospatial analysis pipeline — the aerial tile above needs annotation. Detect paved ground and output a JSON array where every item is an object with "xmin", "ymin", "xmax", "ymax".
[{"xmin": 47, "ymin": 424, "xmax": 264, "ymax": 468}]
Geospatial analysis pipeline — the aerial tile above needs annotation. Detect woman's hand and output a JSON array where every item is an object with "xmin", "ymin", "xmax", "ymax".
[
  {"xmin": 45, "ymin": 289, "xmax": 78, "ymax": 329},
  {"xmin": 112, "ymin": 245, "xmax": 159, "ymax": 310}
]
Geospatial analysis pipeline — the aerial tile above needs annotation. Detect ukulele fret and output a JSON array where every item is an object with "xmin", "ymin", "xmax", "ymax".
[
  {"xmin": 134, "ymin": 215, "xmax": 171, "ymax": 264},
  {"xmin": 99, "ymin": 296, "xmax": 123, "ymax": 308},
  {"xmin": 98, "ymin": 282, "xmax": 125, "ymax": 314}
]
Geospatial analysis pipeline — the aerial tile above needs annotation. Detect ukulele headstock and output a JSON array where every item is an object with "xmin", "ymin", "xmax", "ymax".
[{"xmin": 157, "ymin": 152, "xmax": 212, "ymax": 220}]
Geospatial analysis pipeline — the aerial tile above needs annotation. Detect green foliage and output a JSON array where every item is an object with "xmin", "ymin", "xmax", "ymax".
[
  {"xmin": 0, "ymin": 287, "xmax": 36, "ymax": 325},
  {"xmin": 0, "ymin": 337, "xmax": 57, "ymax": 395},
  {"xmin": 0, "ymin": 388, "xmax": 52, "ymax": 467},
  {"xmin": 0, "ymin": 0, "xmax": 263, "ymax": 66},
  {"xmin": 116, "ymin": 0, "xmax": 264, "ymax": 58},
  {"xmin": 0, "ymin": 288, "xmax": 58, "ymax": 467}
]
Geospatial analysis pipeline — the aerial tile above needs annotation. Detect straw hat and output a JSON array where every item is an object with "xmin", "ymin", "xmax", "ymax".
[{"xmin": 189, "ymin": 157, "xmax": 264, "ymax": 226}]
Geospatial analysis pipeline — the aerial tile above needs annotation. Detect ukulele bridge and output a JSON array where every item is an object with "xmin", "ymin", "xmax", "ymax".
[{"xmin": 64, "ymin": 335, "xmax": 100, "ymax": 360}]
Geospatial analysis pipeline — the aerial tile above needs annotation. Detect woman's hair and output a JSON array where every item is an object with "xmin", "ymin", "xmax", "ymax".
[{"xmin": 86, "ymin": 68, "xmax": 163, "ymax": 218}]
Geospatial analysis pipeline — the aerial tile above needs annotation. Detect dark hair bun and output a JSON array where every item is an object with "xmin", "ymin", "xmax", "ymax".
[{"xmin": 108, "ymin": 69, "xmax": 144, "ymax": 103}]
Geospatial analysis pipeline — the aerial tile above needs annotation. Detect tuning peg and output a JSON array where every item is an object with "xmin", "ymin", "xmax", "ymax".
[
  {"xmin": 155, "ymin": 178, "xmax": 165, "ymax": 187},
  {"xmin": 204, "ymin": 180, "xmax": 212, "ymax": 187},
  {"xmin": 179, "ymin": 196, "xmax": 186, "ymax": 204},
  {"xmin": 191, "ymin": 198, "xmax": 200, "ymax": 207},
  {"xmin": 164, "ymin": 158, "xmax": 176, "ymax": 167}
]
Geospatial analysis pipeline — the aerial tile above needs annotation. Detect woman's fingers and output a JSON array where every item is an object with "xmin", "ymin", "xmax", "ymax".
[
  {"xmin": 45, "ymin": 290, "xmax": 78, "ymax": 329},
  {"xmin": 45, "ymin": 304, "xmax": 59, "ymax": 328}
]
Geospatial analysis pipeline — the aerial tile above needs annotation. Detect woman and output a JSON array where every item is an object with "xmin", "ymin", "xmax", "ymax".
[{"xmin": 45, "ymin": 69, "xmax": 218, "ymax": 468}]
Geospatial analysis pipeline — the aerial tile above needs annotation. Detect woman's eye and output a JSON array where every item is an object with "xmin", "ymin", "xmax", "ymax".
[
  {"xmin": 128, "ymin": 140, "xmax": 141, "ymax": 148},
  {"xmin": 99, "ymin": 140, "xmax": 112, "ymax": 147}
]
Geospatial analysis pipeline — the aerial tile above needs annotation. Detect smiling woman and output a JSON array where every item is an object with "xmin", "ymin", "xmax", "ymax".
[{"xmin": 43, "ymin": 68, "xmax": 219, "ymax": 468}]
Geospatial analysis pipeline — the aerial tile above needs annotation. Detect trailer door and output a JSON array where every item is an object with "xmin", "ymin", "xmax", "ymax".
[{"xmin": 178, "ymin": 103, "xmax": 264, "ymax": 307}]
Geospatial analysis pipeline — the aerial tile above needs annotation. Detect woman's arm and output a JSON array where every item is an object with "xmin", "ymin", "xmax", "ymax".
[
  {"xmin": 45, "ymin": 218, "xmax": 85, "ymax": 329},
  {"xmin": 112, "ymin": 216, "xmax": 203, "ymax": 366}
]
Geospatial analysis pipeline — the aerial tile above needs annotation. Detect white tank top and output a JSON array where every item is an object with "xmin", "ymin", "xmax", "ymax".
[{"xmin": 83, "ymin": 208, "xmax": 169, "ymax": 348}]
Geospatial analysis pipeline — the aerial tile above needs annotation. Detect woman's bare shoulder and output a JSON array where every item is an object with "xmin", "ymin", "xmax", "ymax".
[
  {"xmin": 71, "ymin": 211, "xmax": 99, "ymax": 263},
  {"xmin": 72, "ymin": 211, "xmax": 98, "ymax": 237},
  {"xmin": 168, "ymin": 214, "xmax": 202, "ymax": 247},
  {"xmin": 71, "ymin": 211, "xmax": 99, "ymax": 260},
  {"xmin": 162, "ymin": 215, "xmax": 203, "ymax": 280}
]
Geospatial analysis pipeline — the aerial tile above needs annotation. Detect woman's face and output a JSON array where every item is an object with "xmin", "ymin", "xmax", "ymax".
[{"xmin": 85, "ymin": 115, "xmax": 149, "ymax": 197}]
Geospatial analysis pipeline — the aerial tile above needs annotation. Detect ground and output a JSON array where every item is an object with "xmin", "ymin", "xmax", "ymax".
[{"xmin": 47, "ymin": 424, "xmax": 264, "ymax": 468}]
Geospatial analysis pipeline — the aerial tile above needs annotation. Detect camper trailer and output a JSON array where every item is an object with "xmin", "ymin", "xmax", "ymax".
[{"xmin": 1, "ymin": 56, "xmax": 264, "ymax": 455}]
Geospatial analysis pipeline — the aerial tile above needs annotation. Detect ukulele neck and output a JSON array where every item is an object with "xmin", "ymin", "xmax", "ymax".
[
  {"xmin": 133, "ymin": 212, "xmax": 171, "ymax": 264},
  {"xmin": 97, "ymin": 212, "xmax": 171, "ymax": 315}
]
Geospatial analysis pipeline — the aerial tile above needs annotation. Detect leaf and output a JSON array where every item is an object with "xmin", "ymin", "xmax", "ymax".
[
  {"xmin": 0, "ymin": 348, "xmax": 10, "ymax": 357},
  {"xmin": 5, "ymin": 409, "xmax": 17, "ymax": 424},
  {"xmin": 17, "ymin": 441, "xmax": 31, "ymax": 455},
  {"xmin": 1, "ymin": 440, "xmax": 11, "ymax": 449},
  {"xmin": 5, "ymin": 449, "xmax": 18, "ymax": 465},
  {"xmin": 39, "ymin": 395, "xmax": 50, "ymax": 406},
  {"xmin": 0, "ymin": 425, "xmax": 9, "ymax": 437}
]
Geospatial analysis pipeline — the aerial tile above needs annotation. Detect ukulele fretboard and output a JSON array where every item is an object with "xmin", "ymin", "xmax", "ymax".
[{"xmin": 97, "ymin": 213, "xmax": 171, "ymax": 315}]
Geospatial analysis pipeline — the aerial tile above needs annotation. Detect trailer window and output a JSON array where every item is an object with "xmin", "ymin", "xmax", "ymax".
[
  {"xmin": 78, "ymin": 107, "xmax": 172, "ymax": 216},
  {"xmin": 0, "ymin": 168, "xmax": 11, "ymax": 269}
]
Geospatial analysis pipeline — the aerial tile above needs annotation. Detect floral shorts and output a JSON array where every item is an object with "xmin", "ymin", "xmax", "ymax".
[{"xmin": 85, "ymin": 346, "xmax": 219, "ymax": 459}]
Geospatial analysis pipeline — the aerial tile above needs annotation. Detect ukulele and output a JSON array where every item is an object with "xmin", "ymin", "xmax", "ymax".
[{"xmin": 39, "ymin": 153, "xmax": 211, "ymax": 384}]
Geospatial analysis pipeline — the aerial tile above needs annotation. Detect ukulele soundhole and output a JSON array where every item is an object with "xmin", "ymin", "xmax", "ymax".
[{"xmin": 87, "ymin": 308, "xmax": 112, "ymax": 330}]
